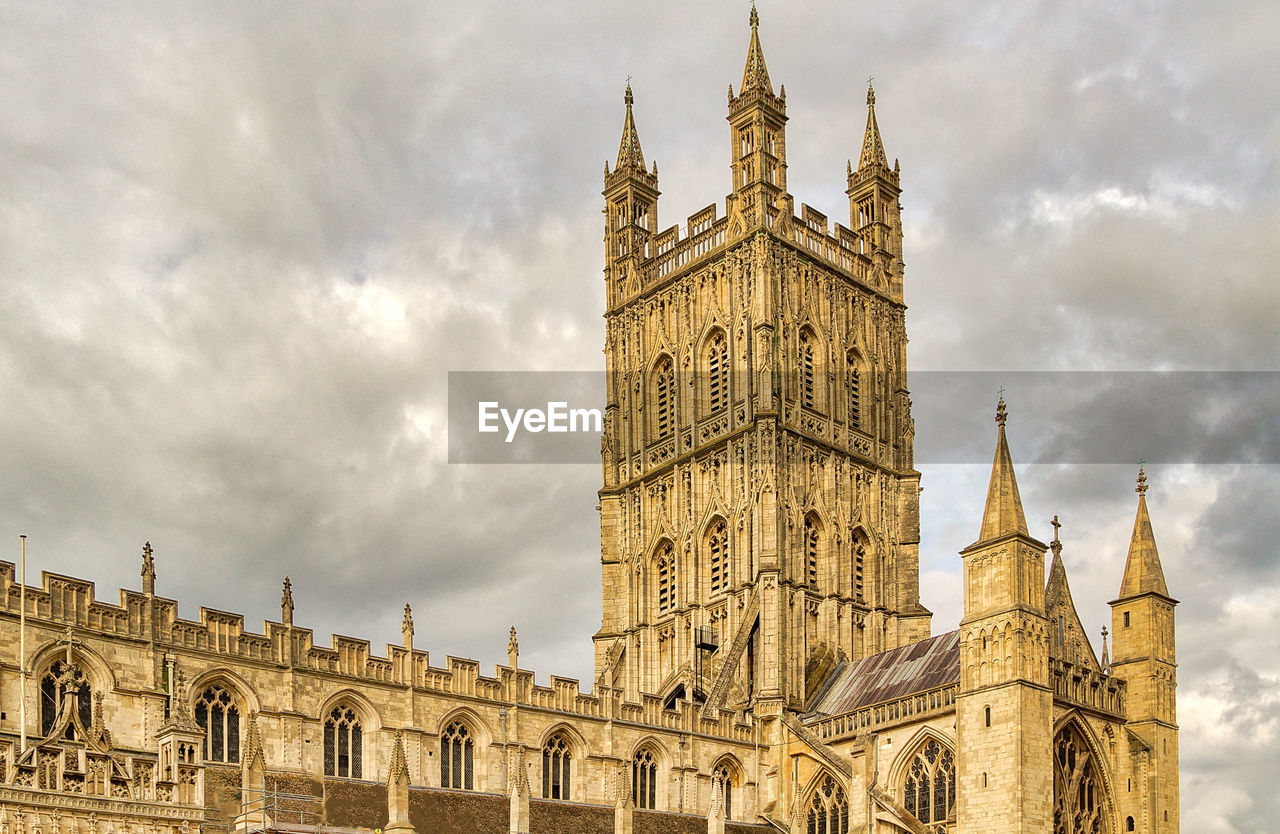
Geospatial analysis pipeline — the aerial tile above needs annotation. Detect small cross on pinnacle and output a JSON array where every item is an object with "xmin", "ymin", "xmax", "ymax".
[
  {"xmin": 1136, "ymin": 462, "xmax": 1148, "ymax": 496},
  {"xmin": 866, "ymin": 77, "xmax": 876, "ymax": 106},
  {"xmin": 1051, "ymin": 514, "xmax": 1062, "ymax": 543},
  {"xmin": 995, "ymin": 389, "xmax": 1008, "ymax": 425},
  {"xmin": 59, "ymin": 626, "xmax": 83, "ymax": 666}
]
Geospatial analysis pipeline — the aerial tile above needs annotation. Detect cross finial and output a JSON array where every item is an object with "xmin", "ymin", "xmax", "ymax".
[
  {"xmin": 59, "ymin": 626, "xmax": 83, "ymax": 666},
  {"xmin": 866, "ymin": 77, "xmax": 875, "ymax": 106},
  {"xmin": 995, "ymin": 389, "xmax": 1007, "ymax": 425},
  {"xmin": 624, "ymin": 79, "xmax": 633, "ymax": 107},
  {"xmin": 1136, "ymin": 462, "xmax": 1148, "ymax": 496},
  {"xmin": 1051, "ymin": 514, "xmax": 1062, "ymax": 542},
  {"xmin": 750, "ymin": 0, "xmax": 758, "ymax": 28}
]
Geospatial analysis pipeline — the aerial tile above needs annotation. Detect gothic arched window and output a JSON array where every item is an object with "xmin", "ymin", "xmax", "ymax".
[
  {"xmin": 807, "ymin": 774, "xmax": 848, "ymax": 834},
  {"xmin": 713, "ymin": 761, "xmax": 736, "ymax": 821},
  {"xmin": 1054, "ymin": 723, "xmax": 1111, "ymax": 834},
  {"xmin": 656, "ymin": 542, "xmax": 677, "ymax": 615},
  {"xmin": 542, "ymin": 732, "xmax": 572, "ymax": 800},
  {"xmin": 653, "ymin": 357, "xmax": 675, "ymax": 440},
  {"xmin": 324, "ymin": 705, "xmax": 362, "ymax": 779},
  {"xmin": 903, "ymin": 738, "xmax": 955, "ymax": 829},
  {"xmin": 440, "ymin": 721, "xmax": 475, "ymax": 790},
  {"xmin": 707, "ymin": 520, "xmax": 729, "ymax": 596},
  {"xmin": 707, "ymin": 331, "xmax": 729, "ymax": 413},
  {"xmin": 194, "ymin": 685, "xmax": 241, "ymax": 763},
  {"xmin": 799, "ymin": 331, "xmax": 816, "ymax": 409},
  {"xmin": 39, "ymin": 660, "xmax": 92, "ymax": 738},
  {"xmin": 804, "ymin": 516, "xmax": 821, "ymax": 590},
  {"xmin": 847, "ymin": 353, "xmax": 862, "ymax": 430},
  {"xmin": 632, "ymin": 747, "xmax": 658, "ymax": 810}
]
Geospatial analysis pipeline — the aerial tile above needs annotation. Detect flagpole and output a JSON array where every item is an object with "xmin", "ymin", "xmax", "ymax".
[{"xmin": 19, "ymin": 534, "xmax": 28, "ymax": 754}]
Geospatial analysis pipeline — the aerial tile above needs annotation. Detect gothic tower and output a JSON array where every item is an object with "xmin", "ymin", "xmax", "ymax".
[
  {"xmin": 593, "ymin": 11, "xmax": 930, "ymax": 722},
  {"xmin": 1110, "ymin": 469, "xmax": 1180, "ymax": 833},
  {"xmin": 955, "ymin": 401, "xmax": 1053, "ymax": 833}
]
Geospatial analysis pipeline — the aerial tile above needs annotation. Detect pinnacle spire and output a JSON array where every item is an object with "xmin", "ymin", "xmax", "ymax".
[
  {"xmin": 977, "ymin": 396, "xmax": 1029, "ymax": 542},
  {"xmin": 858, "ymin": 81, "xmax": 888, "ymax": 171},
  {"xmin": 1118, "ymin": 467, "xmax": 1170, "ymax": 599},
  {"xmin": 740, "ymin": 5, "xmax": 773, "ymax": 95},
  {"xmin": 615, "ymin": 82, "xmax": 646, "ymax": 172}
]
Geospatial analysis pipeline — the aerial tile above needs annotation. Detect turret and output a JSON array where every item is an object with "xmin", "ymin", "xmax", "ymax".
[
  {"xmin": 955, "ymin": 398, "xmax": 1053, "ymax": 834},
  {"xmin": 1110, "ymin": 467, "xmax": 1179, "ymax": 832},
  {"xmin": 726, "ymin": 7, "xmax": 789, "ymax": 229},
  {"xmin": 847, "ymin": 83, "xmax": 903, "ymax": 299},
  {"xmin": 603, "ymin": 83, "xmax": 660, "ymax": 308}
]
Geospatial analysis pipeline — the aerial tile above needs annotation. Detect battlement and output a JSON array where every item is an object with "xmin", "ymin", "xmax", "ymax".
[{"xmin": 0, "ymin": 560, "xmax": 754, "ymax": 743}]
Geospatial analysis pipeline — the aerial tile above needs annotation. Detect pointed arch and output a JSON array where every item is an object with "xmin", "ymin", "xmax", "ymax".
[
  {"xmin": 887, "ymin": 726, "xmax": 956, "ymax": 828},
  {"xmin": 711, "ymin": 754, "xmax": 744, "ymax": 821},
  {"xmin": 701, "ymin": 325, "xmax": 731, "ymax": 415},
  {"xmin": 651, "ymin": 537, "xmax": 679, "ymax": 616},
  {"xmin": 800, "ymin": 768, "xmax": 849, "ymax": 834},
  {"xmin": 32, "ymin": 641, "xmax": 113, "ymax": 740},
  {"xmin": 650, "ymin": 353, "xmax": 676, "ymax": 440},
  {"xmin": 438, "ymin": 707, "xmax": 490, "ymax": 791},
  {"xmin": 630, "ymin": 738, "xmax": 668, "ymax": 810},
  {"xmin": 797, "ymin": 326, "xmax": 823, "ymax": 411},
  {"xmin": 803, "ymin": 513, "xmax": 825, "ymax": 591},
  {"xmin": 850, "ymin": 526, "xmax": 871, "ymax": 603},
  {"xmin": 704, "ymin": 515, "xmax": 731, "ymax": 597},
  {"xmin": 540, "ymin": 722, "xmax": 586, "ymax": 801},
  {"xmin": 1052, "ymin": 713, "xmax": 1117, "ymax": 834},
  {"xmin": 846, "ymin": 347, "xmax": 867, "ymax": 432},
  {"xmin": 319, "ymin": 689, "xmax": 381, "ymax": 780}
]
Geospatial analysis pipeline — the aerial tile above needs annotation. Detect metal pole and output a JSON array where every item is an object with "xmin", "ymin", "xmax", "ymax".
[{"xmin": 19, "ymin": 534, "xmax": 27, "ymax": 754}]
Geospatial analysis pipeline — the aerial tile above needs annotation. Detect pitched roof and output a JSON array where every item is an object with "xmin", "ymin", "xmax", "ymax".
[{"xmin": 809, "ymin": 630, "xmax": 959, "ymax": 717}]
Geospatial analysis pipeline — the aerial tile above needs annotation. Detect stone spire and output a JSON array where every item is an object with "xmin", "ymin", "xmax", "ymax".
[
  {"xmin": 739, "ymin": 5, "xmax": 773, "ymax": 95},
  {"xmin": 141, "ymin": 541, "xmax": 156, "ymax": 595},
  {"xmin": 858, "ymin": 82, "xmax": 889, "ymax": 171},
  {"xmin": 385, "ymin": 731, "xmax": 415, "ymax": 834},
  {"xmin": 976, "ymin": 397, "xmax": 1029, "ymax": 542},
  {"xmin": 1118, "ymin": 467, "xmax": 1170, "ymax": 599},
  {"xmin": 615, "ymin": 83, "xmax": 646, "ymax": 173},
  {"xmin": 1045, "ymin": 515, "xmax": 1100, "ymax": 670}
]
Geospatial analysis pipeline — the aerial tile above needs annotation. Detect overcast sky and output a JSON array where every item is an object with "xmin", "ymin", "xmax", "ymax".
[{"xmin": 1, "ymin": 2, "xmax": 1277, "ymax": 831}]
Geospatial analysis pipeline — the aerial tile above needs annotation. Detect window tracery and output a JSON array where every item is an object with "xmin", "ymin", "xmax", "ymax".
[
  {"xmin": 440, "ymin": 721, "xmax": 474, "ymax": 790},
  {"xmin": 632, "ymin": 747, "xmax": 658, "ymax": 810},
  {"xmin": 903, "ymin": 738, "xmax": 955, "ymax": 831},
  {"xmin": 713, "ymin": 761, "xmax": 735, "ymax": 820},
  {"xmin": 807, "ymin": 774, "xmax": 848, "ymax": 834},
  {"xmin": 1054, "ymin": 723, "xmax": 1111, "ymax": 834},
  {"xmin": 324, "ymin": 705, "xmax": 362, "ymax": 779},
  {"xmin": 39, "ymin": 659, "xmax": 92, "ymax": 738},
  {"xmin": 194, "ymin": 684, "xmax": 240, "ymax": 763},
  {"xmin": 542, "ymin": 732, "xmax": 572, "ymax": 800}
]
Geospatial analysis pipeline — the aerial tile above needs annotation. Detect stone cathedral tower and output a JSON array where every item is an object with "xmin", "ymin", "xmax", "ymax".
[{"xmin": 593, "ymin": 9, "xmax": 931, "ymax": 722}]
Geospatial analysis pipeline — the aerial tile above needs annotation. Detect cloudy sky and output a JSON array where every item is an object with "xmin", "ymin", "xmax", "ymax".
[{"xmin": 1, "ymin": 1, "xmax": 1276, "ymax": 830}]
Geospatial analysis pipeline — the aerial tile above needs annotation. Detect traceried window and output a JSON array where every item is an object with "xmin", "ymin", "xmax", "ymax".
[
  {"xmin": 440, "ymin": 721, "xmax": 474, "ymax": 790},
  {"xmin": 707, "ymin": 331, "xmax": 729, "ymax": 413},
  {"xmin": 807, "ymin": 774, "xmax": 848, "ymax": 834},
  {"xmin": 542, "ymin": 732, "xmax": 572, "ymax": 800},
  {"xmin": 714, "ymin": 762, "xmax": 735, "ymax": 821},
  {"xmin": 39, "ymin": 660, "xmax": 92, "ymax": 739},
  {"xmin": 324, "ymin": 705, "xmax": 362, "ymax": 779},
  {"xmin": 656, "ymin": 543, "xmax": 677, "ymax": 615},
  {"xmin": 632, "ymin": 748, "xmax": 658, "ymax": 810},
  {"xmin": 654, "ymin": 357, "xmax": 675, "ymax": 439},
  {"xmin": 1054, "ymin": 723, "xmax": 1110, "ymax": 834},
  {"xmin": 800, "ymin": 331, "xmax": 816, "ymax": 409},
  {"xmin": 195, "ymin": 685, "xmax": 241, "ymax": 763},
  {"xmin": 903, "ymin": 738, "xmax": 955, "ymax": 831},
  {"xmin": 804, "ymin": 516, "xmax": 820, "ymax": 589},
  {"xmin": 708, "ymin": 520, "xmax": 729, "ymax": 596}
]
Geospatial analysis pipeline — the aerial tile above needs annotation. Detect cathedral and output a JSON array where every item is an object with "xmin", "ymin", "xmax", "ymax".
[{"xmin": 0, "ymin": 11, "xmax": 1178, "ymax": 834}]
